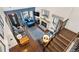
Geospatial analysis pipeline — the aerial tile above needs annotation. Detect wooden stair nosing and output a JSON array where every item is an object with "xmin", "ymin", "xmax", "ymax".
[
  {"xmin": 59, "ymin": 34, "xmax": 71, "ymax": 42},
  {"xmin": 63, "ymin": 28, "xmax": 77, "ymax": 35},
  {"xmin": 47, "ymin": 44, "xmax": 58, "ymax": 52},
  {"xmin": 59, "ymin": 28, "xmax": 77, "ymax": 41},
  {"xmin": 45, "ymin": 47, "xmax": 50, "ymax": 52},
  {"xmin": 55, "ymin": 36, "xmax": 68, "ymax": 46},
  {"xmin": 57, "ymin": 35, "xmax": 70, "ymax": 45},
  {"xmin": 53, "ymin": 38, "xmax": 66, "ymax": 50},
  {"xmin": 52, "ymin": 40, "xmax": 64, "ymax": 51},
  {"xmin": 49, "ymin": 42, "xmax": 61, "ymax": 52}
]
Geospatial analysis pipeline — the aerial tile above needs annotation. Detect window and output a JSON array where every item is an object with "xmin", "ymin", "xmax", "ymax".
[
  {"xmin": 0, "ymin": 40, "xmax": 5, "ymax": 52},
  {"xmin": 52, "ymin": 15, "xmax": 60, "ymax": 26},
  {"xmin": 22, "ymin": 11, "xmax": 29, "ymax": 19},
  {"xmin": 29, "ymin": 11, "xmax": 33, "ymax": 18},
  {"xmin": 0, "ymin": 15, "xmax": 4, "ymax": 39}
]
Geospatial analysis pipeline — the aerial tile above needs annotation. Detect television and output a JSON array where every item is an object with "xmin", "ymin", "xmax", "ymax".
[{"xmin": 33, "ymin": 12, "xmax": 40, "ymax": 17}]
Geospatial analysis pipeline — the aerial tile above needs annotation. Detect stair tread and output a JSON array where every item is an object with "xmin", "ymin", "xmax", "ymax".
[
  {"xmin": 52, "ymin": 40, "xmax": 64, "ymax": 51},
  {"xmin": 58, "ymin": 35, "xmax": 70, "ymax": 44},
  {"xmin": 48, "ymin": 44, "xmax": 59, "ymax": 52},
  {"xmin": 53, "ymin": 38, "xmax": 67, "ymax": 50},
  {"xmin": 56, "ymin": 35, "xmax": 69, "ymax": 46},
  {"xmin": 59, "ymin": 34, "xmax": 71, "ymax": 42},
  {"xmin": 45, "ymin": 47, "xmax": 50, "ymax": 52},
  {"xmin": 59, "ymin": 28, "xmax": 77, "ymax": 41},
  {"xmin": 49, "ymin": 42, "xmax": 61, "ymax": 52}
]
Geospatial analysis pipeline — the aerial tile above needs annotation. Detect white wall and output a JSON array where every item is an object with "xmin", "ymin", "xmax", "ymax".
[
  {"xmin": 0, "ymin": 8, "xmax": 17, "ymax": 50},
  {"xmin": 65, "ymin": 8, "xmax": 79, "ymax": 33},
  {"xmin": 36, "ymin": 7, "xmax": 79, "ymax": 33},
  {"xmin": 36, "ymin": 7, "xmax": 73, "ymax": 20},
  {"xmin": 0, "ymin": 8, "xmax": 9, "ymax": 51},
  {"xmin": 4, "ymin": 17, "xmax": 17, "ymax": 49}
]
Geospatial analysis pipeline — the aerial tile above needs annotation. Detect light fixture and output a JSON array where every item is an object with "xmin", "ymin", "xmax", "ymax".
[{"xmin": 43, "ymin": 35, "xmax": 50, "ymax": 43}]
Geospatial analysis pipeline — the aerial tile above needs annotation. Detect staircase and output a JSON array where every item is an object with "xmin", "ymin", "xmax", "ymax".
[{"xmin": 44, "ymin": 28, "xmax": 78, "ymax": 52}]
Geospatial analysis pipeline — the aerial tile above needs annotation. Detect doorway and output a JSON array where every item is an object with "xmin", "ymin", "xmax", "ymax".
[{"xmin": 8, "ymin": 13, "xmax": 20, "ymax": 27}]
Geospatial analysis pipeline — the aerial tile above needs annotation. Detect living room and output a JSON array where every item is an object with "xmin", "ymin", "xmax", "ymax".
[{"xmin": 2, "ymin": 7, "xmax": 79, "ymax": 52}]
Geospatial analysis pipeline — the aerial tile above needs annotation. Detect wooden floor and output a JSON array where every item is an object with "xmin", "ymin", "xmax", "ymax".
[
  {"xmin": 9, "ymin": 38, "xmax": 43, "ymax": 52},
  {"xmin": 9, "ymin": 26, "xmax": 43, "ymax": 52}
]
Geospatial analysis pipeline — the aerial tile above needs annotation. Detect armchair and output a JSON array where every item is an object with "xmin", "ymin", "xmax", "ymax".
[{"xmin": 24, "ymin": 17, "xmax": 35, "ymax": 27}]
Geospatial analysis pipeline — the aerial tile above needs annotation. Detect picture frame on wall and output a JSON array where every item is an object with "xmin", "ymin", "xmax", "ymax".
[{"xmin": 41, "ymin": 9, "xmax": 49, "ymax": 18}]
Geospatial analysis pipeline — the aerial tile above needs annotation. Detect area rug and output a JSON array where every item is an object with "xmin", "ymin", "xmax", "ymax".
[{"xmin": 27, "ymin": 26, "xmax": 45, "ymax": 40}]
